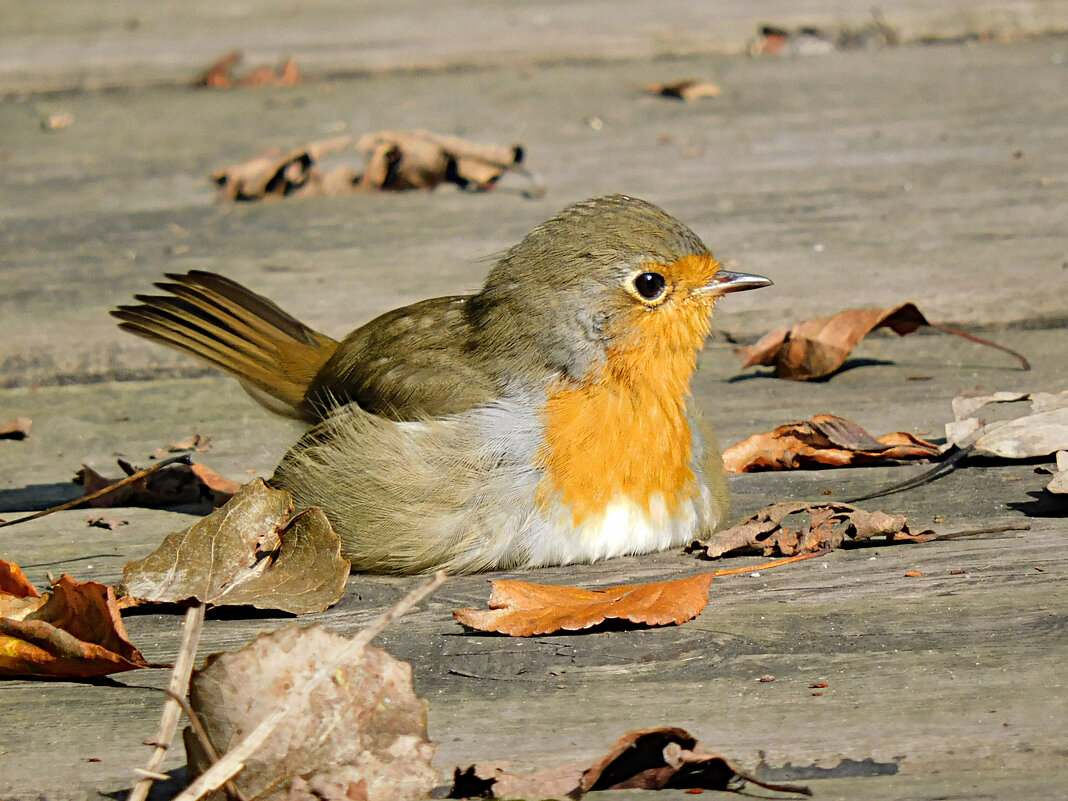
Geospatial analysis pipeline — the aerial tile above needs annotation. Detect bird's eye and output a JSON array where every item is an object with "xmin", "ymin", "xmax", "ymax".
[{"xmin": 633, "ymin": 272, "xmax": 667, "ymax": 300}]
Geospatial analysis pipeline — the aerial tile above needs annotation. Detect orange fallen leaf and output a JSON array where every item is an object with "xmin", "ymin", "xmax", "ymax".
[
  {"xmin": 195, "ymin": 50, "xmax": 300, "ymax": 88},
  {"xmin": 0, "ymin": 416, "xmax": 32, "ymax": 440},
  {"xmin": 737, "ymin": 302, "xmax": 1029, "ymax": 380},
  {"xmin": 723, "ymin": 413, "xmax": 939, "ymax": 473},
  {"xmin": 642, "ymin": 79, "xmax": 722, "ymax": 101},
  {"xmin": 1, "ymin": 559, "xmax": 40, "ymax": 599},
  {"xmin": 687, "ymin": 502, "xmax": 934, "ymax": 559},
  {"xmin": 0, "ymin": 572, "xmax": 150, "ymax": 678},
  {"xmin": 453, "ymin": 573, "xmax": 715, "ymax": 636},
  {"xmin": 904, "ymin": 571, "xmax": 924, "ymax": 577}
]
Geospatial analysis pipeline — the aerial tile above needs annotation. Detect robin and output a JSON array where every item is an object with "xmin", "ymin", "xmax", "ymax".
[{"xmin": 114, "ymin": 194, "xmax": 771, "ymax": 574}]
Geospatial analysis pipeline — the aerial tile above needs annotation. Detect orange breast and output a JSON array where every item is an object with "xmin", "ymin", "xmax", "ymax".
[{"xmin": 535, "ymin": 290, "xmax": 714, "ymax": 526}]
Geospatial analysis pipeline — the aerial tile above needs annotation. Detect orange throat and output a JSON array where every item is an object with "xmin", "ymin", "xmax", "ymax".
[{"xmin": 536, "ymin": 299, "xmax": 713, "ymax": 526}]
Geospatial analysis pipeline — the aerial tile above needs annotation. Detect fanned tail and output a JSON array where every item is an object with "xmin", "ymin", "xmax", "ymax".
[{"xmin": 112, "ymin": 270, "xmax": 338, "ymax": 421}]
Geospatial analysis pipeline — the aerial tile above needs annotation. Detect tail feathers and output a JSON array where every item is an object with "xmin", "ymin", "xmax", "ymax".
[{"xmin": 113, "ymin": 271, "xmax": 338, "ymax": 420}]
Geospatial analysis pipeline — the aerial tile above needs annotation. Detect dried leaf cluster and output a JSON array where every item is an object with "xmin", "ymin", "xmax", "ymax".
[
  {"xmin": 723, "ymin": 413, "xmax": 938, "ymax": 473},
  {"xmin": 213, "ymin": 131, "xmax": 542, "ymax": 201},
  {"xmin": 687, "ymin": 502, "xmax": 933, "ymax": 559}
]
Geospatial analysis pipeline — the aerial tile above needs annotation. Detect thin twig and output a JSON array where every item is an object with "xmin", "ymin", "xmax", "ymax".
[
  {"xmin": 161, "ymin": 689, "xmax": 249, "ymax": 801},
  {"xmin": 930, "ymin": 323, "xmax": 1030, "ymax": 371},
  {"xmin": 127, "ymin": 603, "xmax": 205, "ymax": 801},
  {"xmin": 843, "ymin": 444, "xmax": 973, "ymax": 503},
  {"xmin": 932, "ymin": 523, "xmax": 1031, "ymax": 541},
  {"xmin": 734, "ymin": 767, "xmax": 812, "ymax": 797},
  {"xmin": 0, "ymin": 454, "xmax": 193, "ymax": 529},
  {"xmin": 170, "ymin": 571, "xmax": 446, "ymax": 801},
  {"xmin": 708, "ymin": 551, "xmax": 826, "ymax": 578}
]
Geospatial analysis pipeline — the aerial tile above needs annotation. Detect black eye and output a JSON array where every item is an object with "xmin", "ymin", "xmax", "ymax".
[{"xmin": 633, "ymin": 272, "xmax": 666, "ymax": 300}]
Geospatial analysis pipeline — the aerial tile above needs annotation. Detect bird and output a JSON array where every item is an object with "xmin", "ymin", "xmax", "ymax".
[{"xmin": 113, "ymin": 194, "xmax": 771, "ymax": 574}]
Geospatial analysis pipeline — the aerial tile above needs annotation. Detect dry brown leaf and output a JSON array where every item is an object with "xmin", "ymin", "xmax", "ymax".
[
  {"xmin": 0, "ymin": 573, "xmax": 150, "ymax": 678},
  {"xmin": 0, "ymin": 416, "xmax": 32, "ymax": 440},
  {"xmin": 444, "ymin": 727, "xmax": 809, "ymax": 798},
  {"xmin": 453, "ymin": 573, "xmax": 714, "ymax": 637},
  {"xmin": 77, "ymin": 458, "xmax": 238, "ymax": 508},
  {"xmin": 723, "ymin": 413, "xmax": 940, "ymax": 473},
  {"xmin": 1045, "ymin": 451, "xmax": 1068, "ymax": 495},
  {"xmin": 738, "ymin": 303, "xmax": 1028, "ymax": 380},
  {"xmin": 195, "ymin": 50, "xmax": 300, "ymax": 88},
  {"xmin": 687, "ymin": 502, "xmax": 933, "ymax": 559},
  {"xmin": 945, "ymin": 390, "xmax": 1068, "ymax": 459},
  {"xmin": 85, "ymin": 515, "xmax": 128, "ymax": 531},
  {"xmin": 642, "ymin": 79, "xmax": 722, "ymax": 101},
  {"xmin": 185, "ymin": 624, "xmax": 437, "ymax": 801},
  {"xmin": 121, "ymin": 479, "xmax": 349, "ymax": 614},
  {"xmin": 213, "ymin": 130, "xmax": 540, "ymax": 201}
]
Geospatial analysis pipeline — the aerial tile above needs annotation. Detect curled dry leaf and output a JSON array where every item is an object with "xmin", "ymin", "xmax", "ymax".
[
  {"xmin": 738, "ymin": 302, "xmax": 1029, "ymax": 380},
  {"xmin": 122, "ymin": 479, "xmax": 349, "ymax": 614},
  {"xmin": 723, "ymin": 413, "xmax": 939, "ymax": 473},
  {"xmin": 945, "ymin": 390, "xmax": 1068, "ymax": 459},
  {"xmin": 642, "ymin": 79, "xmax": 722, "ymax": 101},
  {"xmin": 0, "ymin": 571, "xmax": 150, "ymax": 678},
  {"xmin": 1044, "ymin": 451, "xmax": 1068, "ymax": 495},
  {"xmin": 153, "ymin": 433, "xmax": 212, "ymax": 459},
  {"xmin": 77, "ymin": 458, "xmax": 239, "ymax": 509},
  {"xmin": 213, "ymin": 130, "xmax": 542, "ymax": 201},
  {"xmin": 444, "ymin": 727, "xmax": 810, "ymax": 798},
  {"xmin": 185, "ymin": 624, "xmax": 437, "ymax": 801},
  {"xmin": 0, "ymin": 416, "xmax": 32, "ymax": 439},
  {"xmin": 687, "ymin": 502, "xmax": 934, "ymax": 559},
  {"xmin": 453, "ymin": 573, "xmax": 714, "ymax": 637},
  {"xmin": 195, "ymin": 50, "xmax": 300, "ymax": 88}
]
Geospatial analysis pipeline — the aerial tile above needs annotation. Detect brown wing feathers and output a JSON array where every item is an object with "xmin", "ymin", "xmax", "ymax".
[{"xmin": 112, "ymin": 271, "xmax": 338, "ymax": 419}]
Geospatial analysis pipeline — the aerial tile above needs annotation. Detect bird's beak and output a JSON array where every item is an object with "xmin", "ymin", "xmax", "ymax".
[{"xmin": 696, "ymin": 270, "xmax": 773, "ymax": 297}]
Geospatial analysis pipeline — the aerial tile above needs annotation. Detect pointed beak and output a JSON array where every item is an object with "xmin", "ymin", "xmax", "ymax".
[{"xmin": 697, "ymin": 270, "xmax": 773, "ymax": 297}]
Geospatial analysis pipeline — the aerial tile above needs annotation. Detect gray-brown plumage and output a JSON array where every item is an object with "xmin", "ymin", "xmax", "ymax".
[{"xmin": 114, "ymin": 194, "xmax": 771, "ymax": 573}]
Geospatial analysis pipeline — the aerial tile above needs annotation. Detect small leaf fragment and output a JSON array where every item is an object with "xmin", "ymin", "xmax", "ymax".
[
  {"xmin": 642, "ymin": 79, "xmax": 722, "ymax": 101},
  {"xmin": 0, "ymin": 417, "xmax": 32, "ymax": 440},
  {"xmin": 453, "ymin": 573, "xmax": 714, "ymax": 637}
]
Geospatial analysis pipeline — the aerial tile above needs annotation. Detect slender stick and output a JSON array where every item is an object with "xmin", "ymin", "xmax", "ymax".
[
  {"xmin": 930, "ymin": 323, "xmax": 1030, "ymax": 370},
  {"xmin": 709, "ymin": 551, "xmax": 826, "ymax": 578},
  {"xmin": 170, "ymin": 572, "xmax": 446, "ymax": 801},
  {"xmin": 0, "ymin": 454, "xmax": 193, "ymax": 529},
  {"xmin": 127, "ymin": 603, "xmax": 205, "ymax": 801}
]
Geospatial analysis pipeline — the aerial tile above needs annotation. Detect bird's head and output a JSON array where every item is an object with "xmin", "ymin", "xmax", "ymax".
[{"xmin": 468, "ymin": 194, "xmax": 771, "ymax": 389}]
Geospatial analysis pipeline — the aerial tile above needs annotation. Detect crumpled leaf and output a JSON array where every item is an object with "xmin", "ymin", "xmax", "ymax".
[
  {"xmin": 453, "ymin": 573, "xmax": 714, "ymax": 637},
  {"xmin": 443, "ymin": 727, "xmax": 809, "ymax": 798},
  {"xmin": 0, "ymin": 572, "xmax": 150, "ymax": 678},
  {"xmin": 121, "ymin": 479, "xmax": 349, "ymax": 614},
  {"xmin": 687, "ymin": 502, "xmax": 933, "ymax": 559},
  {"xmin": 195, "ymin": 50, "xmax": 300, "ymax": 88},
  {"xmin": 738, "ymin": 303, "xmax": 1028, "ymax": 380},
  {"xmin": 0, "ymin": 416, "xmax": 32, "ymax": 440},
  {"xmin": 185, "ymin": 624, "xmax": 437, "ymax": 801},
  {"xmin": 77, "ymin": 458, "xmax": 240, "ymax": 508},
  {"xmin": 723, "ymin": 413, "xmax": 939, "ymax": 473},
  {"xmin": 642, "ymin": 79, "xmax": 722, "ymax": 101},
  {"xmin": 1, "ymin": 559, "xmax": 41, "ymax": 600},
  {"xmin": 213, "ymin": 130, "xmax": 542, "ymax": 201},
  {"xmin": 945, "ymin": 390, "xmax": 1068, "ymax": 459}
]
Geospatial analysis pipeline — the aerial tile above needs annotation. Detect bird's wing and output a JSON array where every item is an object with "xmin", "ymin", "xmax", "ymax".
[{"xmin": 306, "ymin": 295, "xmax": 498, "ymax": 420}]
